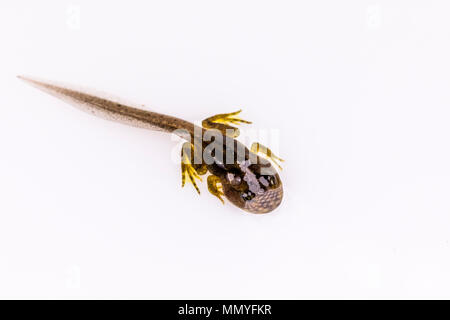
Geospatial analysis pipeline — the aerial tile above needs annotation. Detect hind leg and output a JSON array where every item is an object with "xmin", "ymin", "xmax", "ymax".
[{"xmin": 181, "ymin": 142, "xmax": 207, "ymax": 194}]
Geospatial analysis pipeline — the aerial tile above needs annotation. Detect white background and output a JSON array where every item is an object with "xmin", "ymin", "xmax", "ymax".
[{"xmin": 0, "ymin": 0, "xmax": 449, "ymax": 299}]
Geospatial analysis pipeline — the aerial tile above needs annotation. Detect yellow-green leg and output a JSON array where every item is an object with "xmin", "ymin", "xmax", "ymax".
[
  {"xmin": 207, "ymin": 175, "xmax": 225, "ymax": 204},
  {"xmin": 181, "ymin": 142, "xmax": 207, "ymax": 194},
  {"xmin": 251, "ymin": 142, "xmax": 285, "ymax": 170},
  {"xmin": 202, "ymin": 109, "xmax": 251, "ymax": 138}
]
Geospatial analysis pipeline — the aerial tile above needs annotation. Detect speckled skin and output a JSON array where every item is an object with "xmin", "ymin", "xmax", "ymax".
[{"xmin": 19, "ymin": 76, "xmax": 283, "ymax": 213}]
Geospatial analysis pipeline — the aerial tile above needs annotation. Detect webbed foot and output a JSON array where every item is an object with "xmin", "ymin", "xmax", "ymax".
[
  {"xmin": 202, "ymin": 109, "xmax": 251, "ymax": 138},
  {"xmin": 251, "ymin": 142, "xmax": 285, "ymax": 170},
  {"xmin": 207, "ymin": 175, "xmax": 225, "ymax": 204},
  {"xmin": 181, "ymin": 142, "xmax": 207, "ymax": 194}
]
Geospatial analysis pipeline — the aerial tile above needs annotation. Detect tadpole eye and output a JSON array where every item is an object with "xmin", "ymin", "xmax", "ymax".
[
  {"xmin": 227, "ymin": 173, "xmax": 241, "ymax": 186},
  {"xmin": 241, "ymin": 191, "xmax": 256, "ymax": 201},
  {"xmin": 265, "ymin": 175, "xmax": 277, "ymax": 187}
]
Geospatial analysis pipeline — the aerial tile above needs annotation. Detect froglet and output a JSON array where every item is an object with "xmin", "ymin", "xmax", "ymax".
[{"xmin": 18, "ymin": 76, "xmax": 284, "ymax": 214}]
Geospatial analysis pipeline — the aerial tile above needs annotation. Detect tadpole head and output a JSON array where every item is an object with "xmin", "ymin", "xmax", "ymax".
[{"xmin": 221, "ymin": 161, "xmax": 283, "ymax": 214}]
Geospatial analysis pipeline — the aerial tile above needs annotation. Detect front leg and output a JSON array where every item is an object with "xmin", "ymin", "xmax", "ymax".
[
  {"xmin": 202, "ymin": 109, "xmax": 251, "ymax": 138},
  {"xmin": 251, "ymin": 142, "xmax": 285, "ymax": 170},
  {"xmin": 207, "ymin": 175, "xmax": 225, "ymax": 204}
]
